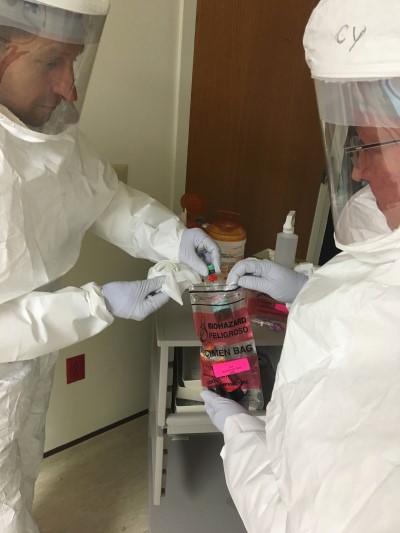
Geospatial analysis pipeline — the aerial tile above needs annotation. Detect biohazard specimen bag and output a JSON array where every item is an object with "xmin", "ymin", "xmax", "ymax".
[{"xmin": 189, "ymin": 284, "xmax": 264, "ymax": 411}]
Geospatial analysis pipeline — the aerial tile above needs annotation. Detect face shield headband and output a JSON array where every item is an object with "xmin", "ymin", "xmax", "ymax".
[
  {"xmin": 316, "ymin": 78, "xmax": 400, "ymax": 246},
  {"xmin": 0, "ymin": 0, "xmax": 107, "ymax": 135}
]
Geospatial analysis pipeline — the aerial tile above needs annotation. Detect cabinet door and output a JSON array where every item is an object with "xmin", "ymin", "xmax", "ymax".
[{"xmin": 185, "ymin": 0, "xmax": 325, "ymax": 258}]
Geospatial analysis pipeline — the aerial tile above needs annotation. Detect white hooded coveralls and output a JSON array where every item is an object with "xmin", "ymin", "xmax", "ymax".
[
  {"xmin": 218, "ymin": 1, "xmax": 400, "ymax": 530},
  {"xmin": 0, "ymin": 107, "xmax": 185, "ymax": 532},
  {"xmin": 220, "ymin": 188, "xmax": 400, "ymax": 533}
]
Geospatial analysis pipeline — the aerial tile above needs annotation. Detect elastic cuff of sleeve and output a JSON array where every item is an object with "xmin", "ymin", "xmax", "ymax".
[
  {"xmin": 81, "ymin": 282, "xmax": 114, "ymax": 323},
  {"xmin": 223, "ymin": 413, "xmax": 266, "ymax": 441}
]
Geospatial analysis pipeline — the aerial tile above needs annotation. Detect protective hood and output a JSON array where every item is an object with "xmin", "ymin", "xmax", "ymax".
[
  {"xmin": 33, "ymin": 0, "xmax": 109, "ymax": 16},
  {"xmin": 304, "ymin": 0, "xmax": 400, "ymax": 80},
  {"xmin": 0, "ymin": 0, "xmax": 108, "ymax": 134},
  {"xmin": 303, "ymin": 0, "xmax": 400, "ymax": 247}
]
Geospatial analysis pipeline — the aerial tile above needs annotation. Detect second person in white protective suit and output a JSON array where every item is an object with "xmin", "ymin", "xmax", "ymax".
[
  {"xmin": 0, "ymin": 1, "xmax": 220, "ymax": 532},
  {"xmin": 201, "ymin": 0, "xmax": 400, "ymax": 532}
]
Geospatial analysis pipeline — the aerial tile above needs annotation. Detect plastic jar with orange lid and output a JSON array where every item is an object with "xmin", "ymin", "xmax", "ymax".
[{"xmin": 206, "ymin": 210, "xmax": 247, "ymax": 279}]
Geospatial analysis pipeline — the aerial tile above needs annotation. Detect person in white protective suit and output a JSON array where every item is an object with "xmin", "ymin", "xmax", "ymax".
[
  {"xmin": 201, "ymin": 1, "xmax": 400, "ymax": 532},
  {"xmin": 0, "ymin": 1, "xmax": 221, "ymax": 532}
]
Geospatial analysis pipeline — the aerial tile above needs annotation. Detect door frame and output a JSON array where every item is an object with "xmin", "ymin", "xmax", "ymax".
[
  {"xmin": 172, "ymin": 0, "xmax": 198, "ymax": 215},
  {"xmin": 306, "ymin": 182, "xmax": 331, "ymax": 264}
]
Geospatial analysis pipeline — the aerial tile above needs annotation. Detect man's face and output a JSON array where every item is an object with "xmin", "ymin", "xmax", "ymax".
[
  {"xmin": 352, "ymin": 126, "xmax": 400, "ymax": 230},
  {"xmin": 0, "ymin": 34, "xmax": 83, "ymax": 127}
]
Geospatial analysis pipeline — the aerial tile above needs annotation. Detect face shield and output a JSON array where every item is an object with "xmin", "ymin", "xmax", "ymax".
[
  {"xmin": 0, "ymin": 0, "xmax": 109, "ymax": 134},
  {"xmin": 315, "ymin": 78, "xmax": 400, "ymax": 245}
]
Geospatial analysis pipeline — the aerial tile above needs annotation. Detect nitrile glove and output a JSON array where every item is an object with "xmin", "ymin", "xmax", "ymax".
[
  {"xmin": 102, "ymin": 278, "xmax": 169, "ymax": 321},
  {"xmin": 178, "ymin": 228, "xmax": 221, "ymax": 277},
  {"xmin": 226, "ymin": 258, "xmax": 308, "ymax": 303},
  {"xmin": 201, "ymin": 390, "xmax": 249, "ymax": 432}
]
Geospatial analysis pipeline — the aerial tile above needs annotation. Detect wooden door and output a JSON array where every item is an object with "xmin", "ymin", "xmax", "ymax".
[{"xmin": 185, "ymin": 0, "xmax": 325, "ymax": 259}]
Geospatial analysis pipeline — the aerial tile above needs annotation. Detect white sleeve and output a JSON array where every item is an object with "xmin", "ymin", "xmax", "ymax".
[
  {"xmin": 221, "ymin": 413, "xmax": 287, "ymax": 533},
  {"xmin": 0, "ymin": 283, "xmax": 113, "ymax": 362},
  {"xmin": 90, "ymin": 181, "xmax": 185, "ymax": 263}
]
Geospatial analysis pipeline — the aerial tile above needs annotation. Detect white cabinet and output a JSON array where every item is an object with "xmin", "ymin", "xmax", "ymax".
[{"xmin": 149, "ymin": 291, "xmax": 285, "ymax": 507}]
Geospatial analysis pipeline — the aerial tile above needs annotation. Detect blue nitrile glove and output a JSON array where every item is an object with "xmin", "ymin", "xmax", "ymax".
[
  {"xmin": 226, "ymin": 258, "xmax": 308, "ymax": 303},
  {"xmin": 102, "ymin": 278, "xmax": 169, "ymax": 321},
  {"xmin": 178, "ymin": 228, "xmax": 221, "ymax": 277},
  {"xmin": 201, "ymin": 390, "xmax": 249, "ymax": 432}
]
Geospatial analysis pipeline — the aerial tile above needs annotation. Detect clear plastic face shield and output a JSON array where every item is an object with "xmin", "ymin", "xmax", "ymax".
[
  {"xmin": 315, "ymin": 78, "xmax": 400, "ymax": 245},
  {"xmin": 0, "ymin": 0, "xmax": 107, "ymax": 134}
]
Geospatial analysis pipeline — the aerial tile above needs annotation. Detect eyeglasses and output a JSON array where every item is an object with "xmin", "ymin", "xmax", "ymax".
[{"xmin": 345, "ymin": 135, "xmax": 400, "ymax": 169}]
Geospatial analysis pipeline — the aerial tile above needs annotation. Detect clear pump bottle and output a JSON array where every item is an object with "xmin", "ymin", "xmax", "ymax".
[{"xmin": 274, "ymin": 210, "xmax": 298, "ymax": 269}]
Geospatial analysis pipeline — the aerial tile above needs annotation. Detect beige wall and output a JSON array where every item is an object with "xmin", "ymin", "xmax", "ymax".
[{"xmin": 44, "ymin": 0, "xmax": 197, "ymax": 451}]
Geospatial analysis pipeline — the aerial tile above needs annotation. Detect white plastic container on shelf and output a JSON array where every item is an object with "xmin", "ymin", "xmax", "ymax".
[{"xmin": 274, "ymin": 210, "xmax": 298, "ymax": 269}]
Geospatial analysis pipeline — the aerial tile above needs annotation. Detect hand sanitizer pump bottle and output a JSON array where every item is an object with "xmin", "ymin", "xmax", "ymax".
[{"xmin": 274, "ymin": 210, "xmax": 298, "ymax": 269}]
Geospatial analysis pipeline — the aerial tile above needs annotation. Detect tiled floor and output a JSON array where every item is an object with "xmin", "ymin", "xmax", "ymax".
[{"xmin": 32, "ymin": 415, "xmax": 149, "ymax": 533}]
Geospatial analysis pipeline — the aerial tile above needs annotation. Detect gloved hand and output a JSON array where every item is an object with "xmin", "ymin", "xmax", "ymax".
[
  {"xmin": 102, "ymin": 278, "xmax": 170, "ymax": 321},
  {"xmin": 201, "ymin": 390, "xmax": 249, "ymax": 432},
  {"xmin": 178, "ymin": 228, "xmax": 221, "ymax": 277},
  {"xmin": 226, "ymin": 257, "xmax": 308, "ymax": 303}
]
